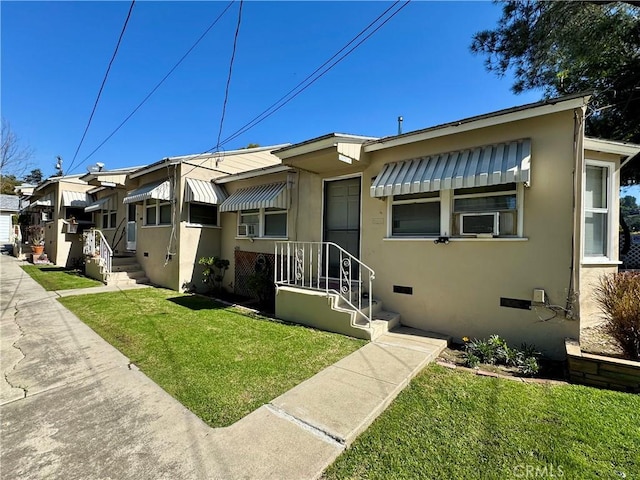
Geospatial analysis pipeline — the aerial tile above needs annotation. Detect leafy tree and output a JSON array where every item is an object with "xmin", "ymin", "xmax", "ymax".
[
  {"xmin": 245, "ymin": 143, "xmax": 260, "ymax": 149},
  {"xmin": 1, "ymin": 119, "xmax": 34, "ymax": 193},
  {"xmin": 471, "ymin": 1, "xmax": 640, "ymax": 183},
  {"xmin": 23, "ymin": 168, "xmax": 43, "ymax": 184},
  {"xmin": 0, "ymin": 174, "xmax": 20, "ymax": 194},
  {"xmin": 621, "ymin": 195, "xmax": 640, "ymax": 232}
]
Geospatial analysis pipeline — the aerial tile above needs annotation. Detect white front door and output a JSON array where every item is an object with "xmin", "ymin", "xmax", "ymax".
[{"xmin": 126, "ymin": 204, "xmax": 137, "ymax": 251}]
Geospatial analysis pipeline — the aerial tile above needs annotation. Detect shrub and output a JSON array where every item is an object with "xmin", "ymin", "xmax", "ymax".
[
  {"xmin": 463, "ymin": 335, "xmax": 540, "ymax": 376},
  {"xmin": 595, "ymin": 271, "xmax": 640, "ymax": 360},
  {"xmin": 198, "ymin": 256, "xmax": 229, "ymax": 294}
]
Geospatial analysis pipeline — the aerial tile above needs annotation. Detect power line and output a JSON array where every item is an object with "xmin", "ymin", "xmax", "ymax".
[
  {"xmin": 220, "ymin": 0, "xmax": 405, "ymax": 147},
  {"xmin": 179, "ymin": 0, "xmax": 410, "ymax": 179},
  {"xmin": 75, "ymin": 1, "xmax": 235, "ymax": 172},
  {"xmin": 181, "ymin": 0, "xmax": 244, "ymax": 180},
  {"xmin": 67, "ymin": 0, "xmax": 136, "ymax": 175},
  {"xmin": 216, "ymin": 0, "xmax": 244, "ymax": 150}
]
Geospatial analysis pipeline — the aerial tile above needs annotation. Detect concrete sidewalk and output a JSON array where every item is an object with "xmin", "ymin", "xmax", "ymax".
[{"xmin": 0, "ymin": 254, "xmax": 447, "ymax": 479}]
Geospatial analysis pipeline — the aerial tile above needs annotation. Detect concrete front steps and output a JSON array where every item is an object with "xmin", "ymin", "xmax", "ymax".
[
  {"xmin": 275, "ymin": 286, "xmax": 401, "ymax": 341},
  {"xmin": 106, "ymin": 256, "xmax": 149, "ymax": 286}
]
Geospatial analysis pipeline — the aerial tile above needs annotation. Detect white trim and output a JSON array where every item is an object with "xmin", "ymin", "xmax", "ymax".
[
  {"xmin": 383, "ymin": 237, "xmax": 529, "ymax": 242},
  {"xmin": 581, "ymin": 260, "xmax": 623, "ymax": 266},
  {"xmin": 364, "ymin": 97, "xmax": 588, "ymax": 152},
  {"xmin": 584, "ymin": 137, "xmax": 640, "ymax": 157},
  {"xmin": 186, "ymin": 223, "xmax": 222, "ymax": 229},
  {"xmin": 582, "ymin": 159, "xmax": 616, "ymax": 262},
  {"xmin": 214, "ymin": 165, "xmax": 291, "ymax": 184}
]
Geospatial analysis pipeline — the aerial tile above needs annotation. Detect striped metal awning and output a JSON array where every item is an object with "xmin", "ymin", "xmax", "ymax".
[
  {"xmin": 32, "ymin": 193, "xmax": 53, "ymax": 207},
  {"xmin": 123, "ymin": 180, "xmax": 171, "ymax": 204},
  {"xmin": 184, "ymin": 178, "xmax": 227, "ymax": 205},
  {"xmin": 219, "ymin": 182, "xmax": 287, "ymax": 212},
  {"xmin": 62, "ymin": 191, "xmax": 92, "ymax": 207},
  {"xmin": 370, "ymin": 139, "xmax": 531, "ymax": 197},
  {"xmin": 85, "ymin": 195, "xmax": 115, "ymax": 213}
]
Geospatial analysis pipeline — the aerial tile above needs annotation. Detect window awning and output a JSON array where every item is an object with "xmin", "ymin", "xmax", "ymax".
[
  {"xmin": 32, "ymin": 193, "xmax": 53, "ymax": 207},
  {"xmin": 370, "ymin": 139, "xmax": 531, "ymax": 198},
  {"xmin": 184, "ymin": 178, "xmax": 228, "ymax": 205},
  {"xmin": 219, "ymin": 182, "xmax": 287, "ymax": 212},
  {"xmin": 85, "ymin": 195, "xmax": 115, "ymax": 213},
  {"xmin": 62, "ymin": 191, "xmax": 92, "ymax": 207},
  {"xmin": 123, "ymin": 180, "xmax": 171, "ymax": 204}
]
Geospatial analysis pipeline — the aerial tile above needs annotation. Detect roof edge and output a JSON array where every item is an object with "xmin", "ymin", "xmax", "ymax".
[{"xmin": 364, "ymin": 93, "xmax": 592, "ymax": 153}]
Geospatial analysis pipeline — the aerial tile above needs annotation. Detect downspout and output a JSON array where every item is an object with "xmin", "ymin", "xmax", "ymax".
[{"xmin": 568, "ymin": 106, "xmax": 587, "ymax": 319}]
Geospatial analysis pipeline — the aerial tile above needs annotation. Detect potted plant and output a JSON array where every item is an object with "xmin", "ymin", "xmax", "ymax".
[{"xmin": 27, "ymin": 225, "xmax": 46, "ymax": 255}]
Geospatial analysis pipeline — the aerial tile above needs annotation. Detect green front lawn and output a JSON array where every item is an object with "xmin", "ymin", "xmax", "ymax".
[
  {"xmin": 21, "ymin": 265, "xmax": 103, "ymax": 291},
  {"xmin": 58, "ymin": 289, "xmax": 365, "ymax": 427},
  {"xmin": 324, "ymin": 365, "xmax": 640, "ymax": 479}
]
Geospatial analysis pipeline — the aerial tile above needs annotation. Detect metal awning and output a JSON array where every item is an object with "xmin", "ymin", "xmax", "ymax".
[
  {"xmin": 123, "ymin": 180, "xmax": 171, "ymax": 204},
  {"xmin": 85, "ymin": 195, "xmax": 115, "ymax": 213},
  {"xmin": 370, "ymin": 139, "xmax": 531, "ymax": 197},
  {"xmin": 184, "ymin": 178, "xmax": 227, "ymax": 205},
  {"xmin": 219, "ymin": 182, "xmax": 287, "ymax": 212},
  {"xmin": 62, "ymin": 191, "xmax": 91, "ymax": 207},
  {"xmin": 32, "ymin": 193, "xmax": 53, "ymax": 207}
]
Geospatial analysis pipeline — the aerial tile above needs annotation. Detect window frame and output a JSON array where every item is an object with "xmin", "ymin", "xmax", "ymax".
[
  {"xmin": 101, "ymin": 210, "xmax": 117, "ymax": 229},
  {"xmin": 388, "ymin": 192, "xmax": 441, "ymax": 238},
  {"xmin": 582, "ymin": 159, "xmax": 616, "ymax": 263},
  {"xmin": 187, "ymin": 202, "xmax": 219, "ymax": 227},
  {"xmin": 237, "ymin": 208, "xmax": 288, "ymax": 239},
  {"xmin": 452, "ymin": 184, "xmax": 520, "ymax": 237},
  {"xmin": 386, "ymin": 183, "xmax": 524, "ymax": 239},
  {"xmin": 144, "ymin": 198, "xmax": 172, "ymax": 226}
]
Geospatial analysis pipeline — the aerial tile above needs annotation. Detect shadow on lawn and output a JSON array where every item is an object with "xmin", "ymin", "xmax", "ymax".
[{"xmin": 167, "ymin": 295, "xmax": 228, "ymax": 311}]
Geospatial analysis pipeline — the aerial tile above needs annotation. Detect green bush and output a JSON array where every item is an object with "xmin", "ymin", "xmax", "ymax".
[
  {"xmin": 595, "ymin": 271, "xmax": 640, "ymax": 360},
  {"xmin": 198, "ymin": 256, "xmax": 229, "ymax": 294},
  {"xmin": 463, "ymin": 335, "xmax": 540, "ymax": 376}
]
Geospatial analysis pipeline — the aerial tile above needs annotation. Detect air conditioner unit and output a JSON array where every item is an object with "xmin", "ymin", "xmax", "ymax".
[
  {"xmin": 460, "ymin": 212, "xmax": 499, "ymax": 236},
  {"xmin": 237, "ymin": 223, "xmax": 257, "ymax": 237}
]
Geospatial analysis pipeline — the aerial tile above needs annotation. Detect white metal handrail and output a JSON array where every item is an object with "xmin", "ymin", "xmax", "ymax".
[
  {"xmin": 84, "ymin": 229, "xmax": 113, "ymax": 274},
  {"xmin": 275, "ymin": 241, "xmax": 375, "ymax": 327}
]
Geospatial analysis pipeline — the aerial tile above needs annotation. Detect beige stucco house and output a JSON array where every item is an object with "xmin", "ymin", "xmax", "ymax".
[
  {"xmin": 111, "ymin": 145, "xmax": 288, "ymax": 291},
  {"xmin": 259, "ymin": 93, "xmax": 638, "ymax": 358},
  {"xmin": 24, "ymin": 175, "xmax": 95, "ymax": 267},
  {"xmin": 69, "ymin": 93, "xmax": 638, "ymax": 359}
]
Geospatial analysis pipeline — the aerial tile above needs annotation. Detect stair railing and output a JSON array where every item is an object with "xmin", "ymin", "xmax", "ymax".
[
  {"xmin": 275, "ymin": 241, "xmax": 375, "ymax": 327},
  {"xmin": 84, "ymin": 228, "xmax": 113, "ymax": 275}
]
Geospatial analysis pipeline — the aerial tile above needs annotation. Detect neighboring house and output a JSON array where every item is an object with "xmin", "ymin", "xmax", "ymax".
[
  {"xmin": 266, "ymin": 93, "xmax": 639, "ymax": 358},
  {"xmin": 115, "ymin": 145, "xmax": 288, "ymax": 291},
  {"xmin": 25, "ymin": 175, "xmax": 94, "ymax": 267},
  {"xmin": 0, "ymin": 194, "xmax": 20, "ymax": 246},
  {"xmin": 80, "ymin": 165, "xmax": 143, "ymax": 255}
]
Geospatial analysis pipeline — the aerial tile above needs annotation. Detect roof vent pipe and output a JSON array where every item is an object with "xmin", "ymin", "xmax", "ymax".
[{"xmin": 397, "ymin": 116, "xmax": 403, "ymax": 135}]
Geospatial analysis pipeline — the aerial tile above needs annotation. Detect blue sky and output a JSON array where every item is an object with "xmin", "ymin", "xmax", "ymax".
[{"xmin": 3, "ymin": 1, "xmax": 548, "ymax": 179}]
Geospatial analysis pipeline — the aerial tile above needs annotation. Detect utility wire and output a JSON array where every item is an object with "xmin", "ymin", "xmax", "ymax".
[
  {"xmin": 220, "ymin": 0, "xmax": 404, "ymax": 147},
  {"xmin": 216, "ymin": 0, "xmax": 243, "ymax": 150},
  {"xmin": 75, "ymin": 1, "xmax": 235, "ymax": 172},
  {"xmin": 67, "ymin": 0, "xmax": 135, "ymax": 174},
  {"xmin": 179, "ymin": 0, "xmax": 410, "ymax": 178},
  {"xmin": 181, "ymin": 0, "xmax": 244, "ymax": 179}
]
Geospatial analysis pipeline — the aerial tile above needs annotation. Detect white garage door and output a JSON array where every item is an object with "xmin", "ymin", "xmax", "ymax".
[{"xmin": 0, "ymin": 214, "xmax": 12, "ymax": 243}]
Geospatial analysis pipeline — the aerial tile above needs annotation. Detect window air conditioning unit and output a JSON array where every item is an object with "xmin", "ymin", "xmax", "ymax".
[
  {"xmin": 460, "ymin": 212, "xmax": 499, "ymax": 236},
  {"xmin": 238, "ymin": 223, "xmax": 257, "ymax": 237}
]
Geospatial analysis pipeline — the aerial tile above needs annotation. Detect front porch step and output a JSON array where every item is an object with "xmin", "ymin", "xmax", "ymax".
[
  {"xmin": 112, "ymin": 256, "xmax": 140, "ymax": 267},
  {"xmin": 354, "ymin": 310, "xmax": 402, "ymax": 341},
  {"xmin": 111, "ymin": 262, "xmax": 143, "ymax": 273},
  {"xmin": 105, "ymin": 269, "xmax": 149, "ymax": 286}
]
